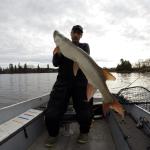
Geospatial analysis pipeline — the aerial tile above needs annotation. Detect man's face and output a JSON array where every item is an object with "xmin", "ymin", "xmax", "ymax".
[{"xmin": 71, "ymin": 31, "xmax": 82, "ymax": 43}]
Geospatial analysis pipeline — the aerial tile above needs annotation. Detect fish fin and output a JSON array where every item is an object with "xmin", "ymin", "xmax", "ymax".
[
  {"xmin": 73, "ymin": 62, "xmax": 79, "ymax": 76},
  {"xmin": 103, "ymin": 100, "xmax": 125, "ymax": 118},
  {"xmin": 86, "ymin": 83, "xmax": 97, "ymax": 101},
  {"xmin": 102, "ymin": 68, "xmax": 116, "ymax": 81},
  {"xmin": 53, "ymin": 47, "xmax": 60, "ymax": 54}
]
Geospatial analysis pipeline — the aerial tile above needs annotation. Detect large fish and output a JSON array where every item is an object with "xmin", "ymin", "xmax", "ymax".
[{"xmin": 53, "ymin": 30, "xmax": 124, "ymax": 117}]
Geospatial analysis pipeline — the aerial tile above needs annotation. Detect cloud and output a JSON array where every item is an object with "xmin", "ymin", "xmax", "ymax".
[
  {"xmin": 0, "ymin": 0, "xmax": 150, "ymax": 68},
  {"xmin": 122, "ymin": 24, "xmax": 147, "ymax": 41}
]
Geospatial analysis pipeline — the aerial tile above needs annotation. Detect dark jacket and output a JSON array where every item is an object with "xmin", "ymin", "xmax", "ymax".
[{"xmin": 52, "ymin": 43, "xmax": 90, "ymax": 85}]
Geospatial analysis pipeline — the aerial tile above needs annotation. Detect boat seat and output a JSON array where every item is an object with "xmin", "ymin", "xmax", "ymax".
[
  {"xmin": 60, "ymin": 101, "xmax": 77, "ymax": 136},
  {"xmin": 0, "ymin": 109, "xmax": 43, "ymax": 145},
  {"xmin": 61, "ymin": 100, "xmax": 103, "ymax": 136}
]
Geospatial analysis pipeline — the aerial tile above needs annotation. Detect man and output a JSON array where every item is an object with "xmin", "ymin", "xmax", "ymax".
[{"xmin": 45, "ymin": 25, "xmax": 93, "ymax": 147}]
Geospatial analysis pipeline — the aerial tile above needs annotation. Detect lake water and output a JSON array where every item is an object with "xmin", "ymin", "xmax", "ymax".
[{"xmin": 0, "ymin": 72, "xmax": 150, "ymax": 108}]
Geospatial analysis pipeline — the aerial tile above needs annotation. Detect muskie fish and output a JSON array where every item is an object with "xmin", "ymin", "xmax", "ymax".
[{"xmin": 53, "ymin": 30, "xmax": 124, "ymax": 117}]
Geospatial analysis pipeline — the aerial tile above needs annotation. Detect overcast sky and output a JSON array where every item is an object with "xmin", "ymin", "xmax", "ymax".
[{"xmin": 0, "ymin": 0, "xmax": 150, "ymax": 68}]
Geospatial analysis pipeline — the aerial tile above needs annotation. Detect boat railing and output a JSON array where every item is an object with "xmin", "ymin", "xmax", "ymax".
[{"xmin": 0, "ymin": 93, "xmax": 50, "ymax": 124}]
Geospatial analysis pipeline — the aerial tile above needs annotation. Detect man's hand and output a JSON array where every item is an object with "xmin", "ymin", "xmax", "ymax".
[{"xmin": 53, "ymin": 47, "xmax": 61, "ymax": 55}]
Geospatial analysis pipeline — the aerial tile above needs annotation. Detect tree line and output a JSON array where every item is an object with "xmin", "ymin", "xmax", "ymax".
[
  {"xmin": 0, "ymin": 63, "xmax": 58, "ymax": 74},
  {"xmin": 0, "ymin": 58, "xmax": 150, "ymax": 74},
  {"xmin": 115, "ymin": 58, "xmax": 150, "ymax": 73}
]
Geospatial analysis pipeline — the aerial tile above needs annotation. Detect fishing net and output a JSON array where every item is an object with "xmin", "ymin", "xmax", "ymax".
[{"xmin": 117, "ymin": 86, "xmax": 150, "ymax": 112}]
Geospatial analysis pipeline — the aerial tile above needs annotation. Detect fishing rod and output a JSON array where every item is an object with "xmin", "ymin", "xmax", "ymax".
[
  {"xmin": 116, "ymin": 76, "xmax": 141, "ymax": 94},
  {"xmin": 112, "ymin": 75, "xmax": 150, "ymax": 106},
  {"xmin": 111, "ymin": 75, "xmax": 141, "ymax": 91},
  {"xmin": 125, "ymin": 76, "xmax": 141, "ymax": 88}
]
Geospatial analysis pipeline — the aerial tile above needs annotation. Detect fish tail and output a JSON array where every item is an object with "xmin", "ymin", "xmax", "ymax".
[{"xmin": 102, "ymin": 99, "xmax": 125, "ymax": 118}]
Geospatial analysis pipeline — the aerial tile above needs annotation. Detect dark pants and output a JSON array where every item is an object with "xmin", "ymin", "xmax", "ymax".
[{"xmin": 45, "ymin": 80, "xmax": 93, "ymax": 137}]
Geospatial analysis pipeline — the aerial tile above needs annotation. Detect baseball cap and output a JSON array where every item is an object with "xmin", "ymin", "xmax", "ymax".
[{"xmin": 71, "ymin": 25, "xmax": 83, "ymax": 33}]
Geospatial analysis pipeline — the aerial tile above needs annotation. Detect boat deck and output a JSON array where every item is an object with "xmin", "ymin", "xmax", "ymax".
[
  {"xmin": 29, "ymin": 119, "xmax": 116, "ymax": 150},
  {"xmin": 115, "ymin": 113, "xmax": 150, "ymax": 150}
]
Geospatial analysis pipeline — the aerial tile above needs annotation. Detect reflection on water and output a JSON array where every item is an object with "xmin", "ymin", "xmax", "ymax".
[
  {"xmin": 0, "ymin": 73, "xmax": 56, "ymax": 108},
  {"xmin": 0, "ymin": 72, "xmax": 150, "ymax": 108},
  {"xmin": 108, "ymin": 73, "xmax": 150, "ymax": 93}
]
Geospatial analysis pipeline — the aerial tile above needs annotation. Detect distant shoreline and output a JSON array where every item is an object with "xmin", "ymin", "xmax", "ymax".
[
  {"xmin": 110, "ymin": 69, "xmax": 150, "ymax": 73},
  {"xmin": 0, "ymin": 70, "xmax": 150, "ymax": 74},
  {"xmin": 0, "ymin": 71, "xmax": 58, "ymax": 74},
  {"xmin": 0, "ymin": 68, "xmax": 58, "ymax": 74}
]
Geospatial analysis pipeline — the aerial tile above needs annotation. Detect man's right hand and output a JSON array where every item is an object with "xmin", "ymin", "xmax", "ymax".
[{"xmin": 53, "ymin": 47, "xmax": 61, "ymax": 55}]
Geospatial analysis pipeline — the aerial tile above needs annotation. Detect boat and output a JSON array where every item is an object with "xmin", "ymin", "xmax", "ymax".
[{"xmin": 0, "ymin": 86, "xmax": 150, "ymax": 150}]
